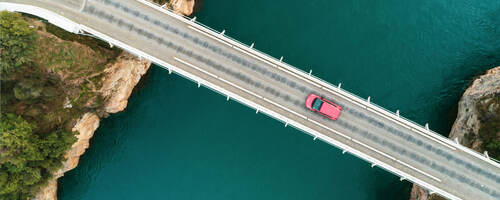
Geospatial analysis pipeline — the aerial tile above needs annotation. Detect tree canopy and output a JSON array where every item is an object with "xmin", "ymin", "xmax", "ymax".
[
  {"xmin": 0, "ymin": 11, "xmax": 37, "ymax": 80},
  {"xmin": 0, "ymin": 113, "xmax": 76, "ymax": 199}
]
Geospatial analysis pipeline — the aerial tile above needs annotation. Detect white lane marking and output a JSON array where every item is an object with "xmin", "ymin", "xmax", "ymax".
[
  {"xmin": 233, "ymin": 46, "xmax": 277, "ymax": 67},
  {"xmin": 307, "ymin": 119, "xmax": 351, "ymax": 140},
  {"xmin": 262, "ymin": 98, "xmax": 307, "ymax": 120},
  {"xmin": 174, "ymin": 57, "xmax": 218, "ymax": 79},
  {"xmin": 79, "ymin": 0, "xmax": 87, "ymax": 12},
  {"xmin": 174, "ymin": 57, "xmax": 262, "ymax": 99},
  {"xmin": 217, "ymin": 77, "xmax": 264, "ymax": 99},
  {"xmin": 352, "ymin": 139, "xmax": 396, "ymax": 161},
  {"xmin": 188, "ymin": 25, "xmax": 232, "ymax": 47},
  {"xmin": 174, "ymin": 57, "xmax": 308, "ymax": 120},
  {"xmin": 397, "ymin": 160, "xmax": 442, "ymax": 182}
]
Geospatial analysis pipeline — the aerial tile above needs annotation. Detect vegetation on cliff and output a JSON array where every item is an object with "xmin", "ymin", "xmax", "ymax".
[
  {"xmin": 475, "ymin": 96, "xmax": 500, "ymax": 160},
  {"xmin": 0, "ymin": 10, "xmax": 36, "ymax": 80},
  {"xmin": 0, "ymin": 11, "xmax": 121, "ymax": 199}
]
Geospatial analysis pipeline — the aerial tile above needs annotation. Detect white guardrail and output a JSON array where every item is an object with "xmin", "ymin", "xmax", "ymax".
[{"xmin": 2, "ymin": 2, "xmax": 498, "ymax": 200}]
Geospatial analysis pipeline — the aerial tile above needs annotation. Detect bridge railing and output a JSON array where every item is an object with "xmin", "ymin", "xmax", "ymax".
[{"xmin": 141, "ymin": 0, "xmax": 500, "ymax": 167}]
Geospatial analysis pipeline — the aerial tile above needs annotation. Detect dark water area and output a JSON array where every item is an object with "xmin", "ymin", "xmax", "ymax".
[{"xmin": 59, "ymin": 0, "xmax": 500, "ymax": 199}]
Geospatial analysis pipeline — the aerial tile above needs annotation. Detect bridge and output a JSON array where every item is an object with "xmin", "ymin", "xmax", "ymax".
[{"xmin": 2, "ymin": 0, "xmax": 499, "ymax": 199}]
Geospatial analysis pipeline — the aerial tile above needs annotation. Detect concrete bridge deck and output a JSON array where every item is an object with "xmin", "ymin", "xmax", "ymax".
[{"xmin": 2, "ymin": 0, "xmax": 499, "ymax": 199}]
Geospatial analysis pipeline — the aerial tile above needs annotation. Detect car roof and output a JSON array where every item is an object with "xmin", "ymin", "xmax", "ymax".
[{"xmin": 319, "ymin": 101, "xmax": 341, "ymax": 117}]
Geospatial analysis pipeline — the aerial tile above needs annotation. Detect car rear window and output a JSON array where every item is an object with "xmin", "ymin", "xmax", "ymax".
[{"xmin": 312, "ymin": 98, "xmax": 323, "ymax": 110}]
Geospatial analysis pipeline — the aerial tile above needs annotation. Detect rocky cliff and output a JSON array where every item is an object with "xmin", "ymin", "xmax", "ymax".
[
  {"xmin": 34, "ymin": 53, "xmax": 151, "ymax": 200},
  {"xmin": 100, "ymin": 53, "xmax": 152, "ymax": 114},
  {"xmin": 409, "ymin": 66, "xmax": 500, "ymax": 200}
]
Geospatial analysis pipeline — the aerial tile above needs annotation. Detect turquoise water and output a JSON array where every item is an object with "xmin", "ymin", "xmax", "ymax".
[{"xmin": 59, "ymin": 0, "xmax": 500, "ymax": 199}]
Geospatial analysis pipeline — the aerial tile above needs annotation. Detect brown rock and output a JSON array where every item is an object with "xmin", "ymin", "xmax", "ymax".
[
  {"xmin": 33, "ymin": 179, "xmax": 57, "ymax": 200},
  {"xmin": 410, "ymin": 185, "xmax": 429, "ymax": 200},
  {"xmin": 62, "ymin": 113, "xmax": 100, "ymax": 174},
  {"xmin": 100, "ymin": 52, "xmax": 151, "ymax": 113},
  {"xmin": 170, "ymin": 0, "xmax": 195, "ymax": 16}
]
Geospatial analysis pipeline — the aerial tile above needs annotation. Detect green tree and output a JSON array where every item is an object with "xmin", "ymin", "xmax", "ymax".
[
  {"xmin": 0, "ymin": 113, "xmax": 41, "ymax": 169},
  {"xmin": 486, "ymin": 140, "xmax": 500, "ymax": 160},
  {"xmin": 0, "ymin": 113, "xmax": 76, "ymax": 199},
  {"xmin": 38, "ymin": 129, "xmax": 77, "ymax": 171},
  {"xmin": 0, "ymin": 113, "xmax": 41, "ymax": 199},
  {"xmin": 0, "ymin": 11, "xmax": 37, "ymax": 80}
]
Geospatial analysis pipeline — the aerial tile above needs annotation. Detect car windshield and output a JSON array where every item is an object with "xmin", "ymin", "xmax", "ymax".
[{"xmin": 312, "ymin": 98, "xmax": 323, "ymax": 110}]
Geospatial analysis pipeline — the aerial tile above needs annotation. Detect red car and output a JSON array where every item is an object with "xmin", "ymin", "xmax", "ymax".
[{"xmin": 305, "ymin": 93, "xmax": 342, "ymax": 120}]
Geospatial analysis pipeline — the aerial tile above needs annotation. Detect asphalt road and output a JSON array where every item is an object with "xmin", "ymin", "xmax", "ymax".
[{"xmin": 5, "ymin": 0, "xmax": 500, "ymax": 199}]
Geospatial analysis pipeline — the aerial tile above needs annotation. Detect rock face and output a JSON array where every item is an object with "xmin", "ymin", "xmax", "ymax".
[
  {"xmin": 170, "ymin": 0, "xmax": 195, "ymax": 16},
  {"xmin": 63, "ymin": 113, "xmax": 101, "ymax": 173},
  {"xmin": 100, "ymin": 52, "xmax": 151, "ymax": 113},
  {"xmin": 409, "ymin": 66, "xmax": 500, "ymax": 200},
  {"xmin": 34, "ymin": 52, "xmax": 151, "ymax": 200},
  {"xmin": 448, "ymin": 67, "xmax": 500, "ymax": 149}
]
